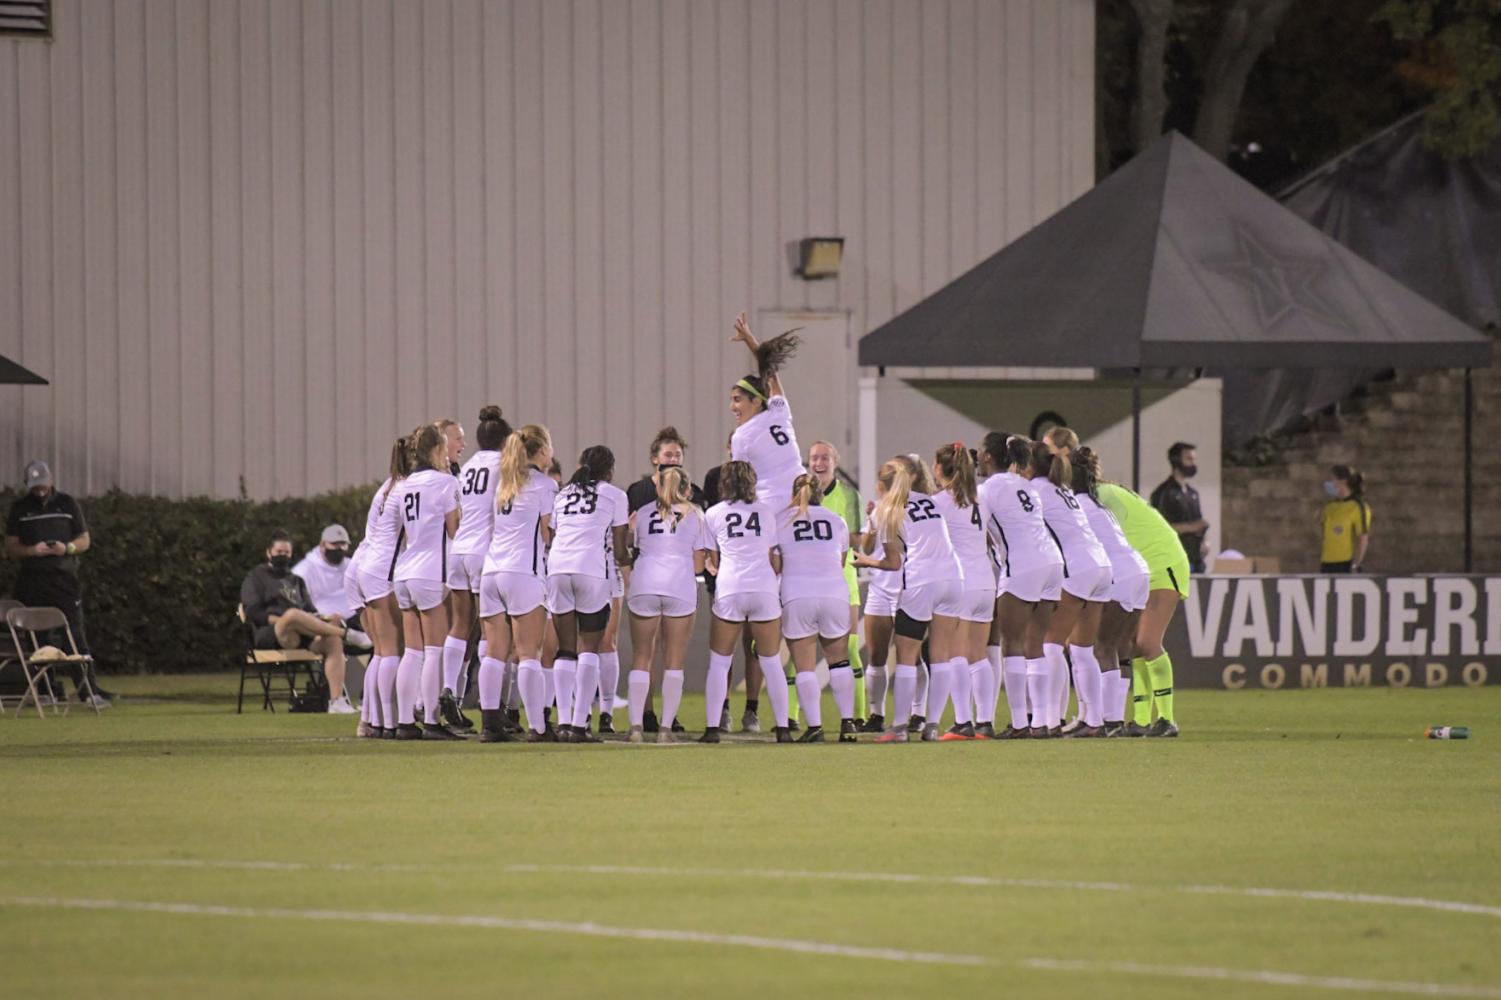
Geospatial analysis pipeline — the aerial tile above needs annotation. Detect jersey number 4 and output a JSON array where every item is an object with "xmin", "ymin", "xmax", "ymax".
[
  {"xmin": 792, "ymin": 518, "xmax": 834, "ymax": 542},
  {"xmin": 462, "ymin": 468, "xmax": 490, "ymax": 496},
  {"xmin": 725, "ymin": 511, "xmax": 762, "ymax": 538}
]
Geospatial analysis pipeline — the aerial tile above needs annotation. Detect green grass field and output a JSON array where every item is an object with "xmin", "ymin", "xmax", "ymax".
[{"xmin": 2, "ymin": 677, "xmax": 1498, "ymax": 999}]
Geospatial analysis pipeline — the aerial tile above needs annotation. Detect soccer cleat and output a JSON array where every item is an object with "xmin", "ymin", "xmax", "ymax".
[
  {"xmin": 478, "ymin": 726, "xmax": 517, "ymax": 743},
  {"xmin": 996, "ymin": 724, "xmax": 1029, "ymax": 740},
  {"xmin": 860, "ymin": 713, "xmax": 885, "ymax": 733},
  {"xmin": 1048, "ymin": 726, "xmax": 1063, "ymax": 738},
  {"xmin": 657, "ymin": 728, "xmax": 678, "ymax": 745},
  {"xmin": 626, "ymin": 725, "xmax": 644, "ymax": 743},
  {"xmin": 1028, "ymin": 726, "xmax": 1051, "ymax": 739},
  {"xmin": 787, "ymin": 719, "xmax": 800, "ymax": 734},
  {"xmin": 598, "ymin": 712, "xmax": 616, "ymax": 735},
  {"xmin": 503, "ymin": 708, "xmax": 523, "ymax": 733},
  {"xmin": 876, "ymin": 729, "xmax": 909, "ymax": 744},
  {"xmin": 642, "ymin": 709, "xmax": 660, "ymax": 734},
  {"xmin": 775, "ymin": 726, "xmax": 794, "ymax": 743},
  {"xmin": 921, "ymin": 724, "xmax": 940, "ymax": 742},
  {"xmin": 740, "ymin": 709, "xmax": 761, "ymax": 734},
  {"xmin": 1064, "ymin": 724, "xmax": 1106, "ymax": 739},
  {"xmin": 1146, "ymin": 719, "xmax": 1180, "ymax": 738},
  {"xmin": 838, "ymin": 719, "xmax": 859, "ymax": 743},
  {"xmin": 423, "ymin": 722, "xmax": 464, "ymax": 741},
  {"xmin": 439, "ymin": 689, "xmax": 473, "ymax": 731},
  {"xmin": 1059, "ymin": 717, "xmax": 1084, "ymax": 735},
  {"xmin": 395, "ymin": 723, "xmax": 425, "ymax": 741},
  {"xmin": 525, "ymin": 728, "xmax": 555, "ymax": 743},
  {"xmin": 797, "ymin": 725, "xmax": 825, "ymax": 743},
  {"xmin": 906, "ymin": 714, "xmax": 925, "ymax": 734},
  {"xmin": 1102, "ymin": 721, "xmax": 1125, "ymax": 738},
  {"xmin": 382, "ymin": 727, "xmax": 398, "ymax": 740},
  {"xmin": 572, "ymin": 726, "xmax": 602, "ymax": 744},
  {"xmin": 1122, "ymin": 721, "xmax": 1151, "ymax": 738},
  {"xmin": 698, "ymin": 727, "xmax": 722, "ymax": 744},
  {"xmin": 355, "ymin": 721, "xmax": 374, "ymax": 738},
  {"xmin": 973, "ymin": 722, "xmax": 997, "ymax": 740},
  {"xmin": 939, "ymin": 722, "xmax": 976, "ymax": 742}
]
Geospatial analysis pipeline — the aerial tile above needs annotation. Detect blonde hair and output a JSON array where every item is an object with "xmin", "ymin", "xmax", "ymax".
[
  {"xmin": 871, "ymin": 458, "xmax": 914, "ymax": 546},
  {"xmin": 808, "ymin": 440, "xmax": 840, "ymax": 463},
  {"xmin": 934, "ymin": 441, "xmax": 977, "ymax": 508},
  {"xmin": 498, "ymin": 424, "xmax": 551, "ymax": 507},
  {"xmin": 788, "ymin": 473, "xmax": 824, "ymax": 519},
  {"xmin": 655, "ymin": 465, "xmax": 695, "ymax": 523},
  {"xmin": 1031, "ymin": 439, "xmax": 1071, "ymax": 488}
]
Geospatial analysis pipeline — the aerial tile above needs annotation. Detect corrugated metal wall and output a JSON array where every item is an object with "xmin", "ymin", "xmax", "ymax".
[{"xmin": 0, "ymin": 0, "xmax": 1094, "ymax": 499}]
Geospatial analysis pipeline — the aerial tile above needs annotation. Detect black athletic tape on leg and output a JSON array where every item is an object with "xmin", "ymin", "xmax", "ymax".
[
  {"xmin": 1132, "ymin": 695, "xmax": 1148, "ymax": 703},
  {"xmin": 828, "ymin": 660, "xmax": 851, "ymax": 671},
  {"xmin": 894, "ymin": 610, "xmax": 929, "ymax": 641},
  {"xmin": 1153, "ymin": 688, "xmax": 1173, "ymax": 697},
  {"xmin": 556, "ymin": 650, "xmax": 577, "ymax": 661}
]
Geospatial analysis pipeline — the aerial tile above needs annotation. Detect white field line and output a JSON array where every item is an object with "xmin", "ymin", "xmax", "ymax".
[
  {"xmin": 12, "ymin": 857, "xmax": 1501, "ymax": 921},
  {"xmin": 0, "ymin": 894, "xmax": 1496, "ymax": 999}
]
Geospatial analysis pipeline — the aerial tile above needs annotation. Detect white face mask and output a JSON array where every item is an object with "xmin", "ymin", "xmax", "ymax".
[{"xmin": 1324, "ymin": 480, "xmax": 1340, "ymax": 498}]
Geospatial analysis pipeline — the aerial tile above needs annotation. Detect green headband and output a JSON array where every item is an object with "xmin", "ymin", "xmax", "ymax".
[{"xmin": 734, "ymin": 378, "xmax": 766, "ymax": 402}]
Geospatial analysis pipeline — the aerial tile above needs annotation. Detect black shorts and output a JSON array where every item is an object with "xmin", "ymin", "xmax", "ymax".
[
  {"xmin": 253, "ymin": 625, "xmax": 313, "ymax": 651},
  {"xmin": 1320, "ymin": 561, "xmax": 1353, "ymax": 574}
]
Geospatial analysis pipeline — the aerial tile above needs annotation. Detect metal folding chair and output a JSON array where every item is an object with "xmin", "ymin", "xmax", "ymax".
[
  {"xmin": 5, "ymin": 606, "xmax": 103, "ymax": 719},
  {"xmin": 0, "ymin": 598, "xmax": 22, "ymax": 716},
  {"xmin": 236, "ymin": 605, "xmax": 325, "ymax": 713}
]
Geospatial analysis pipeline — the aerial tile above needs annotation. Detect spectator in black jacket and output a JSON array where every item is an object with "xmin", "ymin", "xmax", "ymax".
[
  {"xmin": 1150, "ymin": 441, "xmax": 1208, "ymax": 574},
  {"xmin": 240, "ymin": 529, "xmax": 353, "ymax": 712}
]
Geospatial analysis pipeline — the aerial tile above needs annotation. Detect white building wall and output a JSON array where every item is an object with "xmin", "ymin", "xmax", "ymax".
[{"xmin": 0, "ymin": 0, "xmax": 1094, "ymax": 499}]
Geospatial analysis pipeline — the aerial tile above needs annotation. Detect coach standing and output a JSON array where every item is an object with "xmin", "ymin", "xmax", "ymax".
[
  {"xmin": 4, "ymin": 460, "xmax": 110, "ymax": 704},
  {"xmin": 1150, "ymin": 442, "xmax": 1208, "ymax": 574}
]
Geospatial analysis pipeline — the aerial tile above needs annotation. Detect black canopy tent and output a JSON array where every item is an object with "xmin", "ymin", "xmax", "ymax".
[
  {"xmin": 0, "ymin": 355, "xmax": 47, "ymax": 385},
  {"xmin": 858, "ymin": 131, "xmax": 1492, "ymax": 567}
]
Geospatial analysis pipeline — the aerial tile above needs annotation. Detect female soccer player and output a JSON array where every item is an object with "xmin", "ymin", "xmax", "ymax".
[
  {"xmin": 701, "ymin": 460, "xmax": 788, "ymax": 743},
  {"xmin": 1073, "ymin": 447, "xmax": 1150, "ymax": 737},
  {"xmin": 625, "ymin": 465, "xmax": 709, "ymax": 743},
  {"xmin": 386, "ymin": 424, "xmax": 462, "ymax": 740},
  {"xmin": 548, "ymin": 446, "xmax": 631, "ymax": 743},
  {"xmin": 727, "ymin": 312, "xmax": 804, "ymax": 506},
  {"xmin": 1036, "ymin": 429, "xmax": 1113, "ymax": 738},
  {"xmin": 440, "ymin": 418, "xmax": 465, "ymax": 476},
  {"xmin": 442, "ymin": 406, "xmax": 511, "ymax": 731},
  {"xmin": 477, "ymin": 424, "xmax": 556, "ymax": 742},
  {"xmin": 975, "ymin": 432, "xmax": 1012, "ymax": 720},
  {"xmin": 806, "ymin": 441, "xmax": 867, "ymax": 724},
  {"xmin": 978, "ymin": 435, "xmax": 1064, "ymax": 738},
  {"xmin": 351, "ymin": 436, "xmax": 412, "ymax": 738},
  {"xmin": 931, "ymin": 442, "xmax": 996, "ymax": 738},
  {"xmin": 1096, "ymin": 468, "xmax": 1189, "ymax": 738},
  {"xmin": 1319, "ymin": 465, "xmax": 1371, "ymax": 573},
  {"xmin": 858, "ymin": 454, "xmax": 930, "ymax": 733},
  {"xmin": 776, "ymin": 473, "xmax": 856, "ymax": 742},
  {"xmin": 858, "ymin": 457, "xmax": 964, "ymax": 743}
]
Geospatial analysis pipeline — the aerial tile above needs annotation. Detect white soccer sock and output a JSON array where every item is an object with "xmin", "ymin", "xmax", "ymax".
[
  {"xmin": 571, "ymin": 653, "xmax": 599, "ymax": 727},
  {"xmin": 828, "ymin": 663, "xmax": 856, "ymax": 720},
  {"xmin": 478, "ymin": 656, "xmax": 505, "ymax": 711},
  {"xmin": 377, "ymin": 654, "xmax": 399, "ymax": 728},
  {"xmin": 1067, "ymin": 644, "xmax": 1102, "ymax": 726},
  {"xmin": 969, "ymin": 658, "xmax": 996, "ymax": 725},
  {"xmin": 924, "ymin": 659, "xmax": 953, "ymax": 726},
  {"xmin": 794, "ymin": 672, "xmax": 823, "ymax": 728},
  {"xmin": 518, "ymin": 659, "xmax": 546, "ymax": 733},
  {"xmin": 503, "ymin": 661, "xmax": 521, "ymax": 709},
  {"xmin": 987, "ymin": 644, "xmax": 1003, "ymax": 694},
  {"xmin": 598, "ymin": 651, "xmax": 620, "ymax": 715},
  {"xmin": 395, "ymin": 648, "xmax": 423, "ymax": 725},
  {"xmin": 865, "ymin": 664, "xmax": 888, "ymax": 718},
  {"xmin": 913, "ymin": 661, "xmax": 930, "ymax": 718},
  {"xmin": 759, "ymin": 655, "xmax": 791, "ymax": 728},
  {"xmin": 360, "ymin": 658, "xmax": 378, "ymax": 724},
  {"xmin": 1024, "ymin": 657, "xmax": 1049, "ymax": 729},
  {"xmin": 892, "ymin": 664, "xmax": 918, "ymax": 729},
  {"xmin": 1112, "ymin": 668, "xmax": 1131, "ymax": 723},
  {"xmin": 421, "ymin": 645, "xmax": 445, "ymax": 724},
  {"xmin": 949, "ymin": 655, "xmax": 973, "ymax": 725},
  {"xmin": 553, "ymin": 658, "xmax": 577, "ymax": 724},
  {"xmin": 662, "ymin": 668, "xmax": 685, "ymax": 729},
  {"xmin": 1002, "ymin": 656, "xmax": 1029, "ymax": 729},
  {"xmin": 1042, "ymin": 643, "xmax": 1069, "ymax": 729},
  {"xmin": 704, "ymin": 652, "xmax": 732, "ymax": 728},
  {"xmin": 441, "ymin": 635, "xmax": 467, "ymax": 694},
  {"xmin": 627, "ymin": 669, "xmax": 650, "ymax": 727}
]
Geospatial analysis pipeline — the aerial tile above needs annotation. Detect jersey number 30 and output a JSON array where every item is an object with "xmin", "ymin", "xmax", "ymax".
[{"xmin": 462, "ymin": 468, "xmax": 490, "ymax": 496}]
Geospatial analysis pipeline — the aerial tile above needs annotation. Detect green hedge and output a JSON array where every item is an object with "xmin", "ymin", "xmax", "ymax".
[{"xmin": 0, "ymin": 485, "xmax": 378, "ymax": 674}]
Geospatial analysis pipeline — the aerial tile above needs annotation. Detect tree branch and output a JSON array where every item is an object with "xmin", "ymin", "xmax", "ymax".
[{"xmin": 1193, "ymin": 0, "xmax": 1296, "ymax": 158}]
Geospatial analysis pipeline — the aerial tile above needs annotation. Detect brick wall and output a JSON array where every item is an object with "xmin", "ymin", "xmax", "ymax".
[{"xmin": 1221, "ymin": 342, "xmax": 1501, "ymax": 574}]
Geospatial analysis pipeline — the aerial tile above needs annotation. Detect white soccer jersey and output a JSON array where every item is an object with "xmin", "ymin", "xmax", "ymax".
[
  {"xmin": 353, "ymin": 478, "xmax": 404, "ymax": 581},
  {"xmin": 775, "ymin": 506, "xmax": 850, "ymax": 603},
  {"xmin": 730, "ymin": 395, "xmax": 804, "ymax": 505},
  {"xmin": 484, "ymin": 468, "xmax": 557, "ymax": 577},
  {"xmin": 978, "ymin": 472, "xmax": 1064, "ymax": 578},
  {"xmin": 1081, "ymin": 491, "xmax": 1150, "ymax": 579},
  {"xmin": 630, "ymin": 503, "xmax": 710, "ymax": 605},
  {"xmin": 388, "ymin": 468, "xmax": 461, "ymax": 583},
  {"xmin": 931, "ymin": 489, "xmax": 990, "ymax": 590},
  {"xmin": 1039, "ymin": 482, "xmax": 1113, "ymax": 577},
  {"xmin": 704, "ymin": 499, "xmax": 780, "ymax": 597},
  {"xmin": 894, "ymin": 491, "xmax": 963, "ymax": 591},
  {"xmin": 548, "ymin": 480, "xmax": 629, "ymax": 579},
  {"xmin": 451, "ymin": 450, "xmax": 502, "ymax": 557}
]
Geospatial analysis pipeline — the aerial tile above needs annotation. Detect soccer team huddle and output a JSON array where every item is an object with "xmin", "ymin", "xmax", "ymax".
[{"xmin": 348, "ymin": 314, "xmax": 1189, "ymax": 745}]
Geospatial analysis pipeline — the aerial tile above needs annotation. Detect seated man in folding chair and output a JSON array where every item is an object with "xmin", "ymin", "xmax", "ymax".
[
  {"xmin": 5, "ymin": 459, "xmax": 110, "ymax": 708},
  {"xmin": 239, "ymin": 529, "xmax": 353, "ymax": 714}
]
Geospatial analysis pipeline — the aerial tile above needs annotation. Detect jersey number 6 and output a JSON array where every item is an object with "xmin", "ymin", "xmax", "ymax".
[{"xmin": 770, "ymin": 425, "xmax": 790, "ymax": 446}]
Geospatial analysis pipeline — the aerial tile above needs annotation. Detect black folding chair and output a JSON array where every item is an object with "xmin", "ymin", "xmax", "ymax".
[{"xmin": 236, "ymin": 605, "xmax": 325, "ymax": 713}]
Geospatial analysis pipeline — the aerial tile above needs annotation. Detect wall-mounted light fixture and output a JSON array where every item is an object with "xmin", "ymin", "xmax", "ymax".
[{"xmin": 794, "ymin": 237, "xmax": 844, "ymax": 280}]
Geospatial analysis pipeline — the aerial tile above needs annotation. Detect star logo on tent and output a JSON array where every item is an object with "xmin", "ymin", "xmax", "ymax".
[{"xmin": 1204, "ymin": 222, "xmax": 1350, "ymax": 332}]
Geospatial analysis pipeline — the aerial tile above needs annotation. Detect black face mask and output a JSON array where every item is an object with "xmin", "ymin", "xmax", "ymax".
[
  {"xmin": 269, "ymin": 554, "xmax": 293, "ymax": 575},
  {"xmin": 655, "ymin": 462, "xmax": 682, "ymax": 473},
  {"xmin": 324, "ymin": 548, "xmax": 347, "ymax": 565},
  {"xmin": 1177, "ymin": 463, "xmax": 1198, "ymax": 479}
]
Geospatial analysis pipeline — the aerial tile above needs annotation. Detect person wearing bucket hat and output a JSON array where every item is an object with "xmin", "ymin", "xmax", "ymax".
[{"xmin": 4, "ymin": 460, "xmax": 111, "ymax": 706}]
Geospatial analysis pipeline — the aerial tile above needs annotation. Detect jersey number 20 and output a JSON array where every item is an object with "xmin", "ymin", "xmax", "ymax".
[{"xmin": 792, "ymin": 519, "xmax": 834, "ymax": 542}]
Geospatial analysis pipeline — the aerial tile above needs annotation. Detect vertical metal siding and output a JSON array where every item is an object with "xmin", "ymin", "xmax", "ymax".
[{"xmin": 0, "ymin": 0, "xmax": 1094, "ymax": 500}]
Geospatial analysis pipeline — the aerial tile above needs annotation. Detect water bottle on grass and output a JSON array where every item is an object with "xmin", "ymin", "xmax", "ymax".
[{"xmin": 1425, "ymin": 726, "xmax": 1470, "ymax": 740}]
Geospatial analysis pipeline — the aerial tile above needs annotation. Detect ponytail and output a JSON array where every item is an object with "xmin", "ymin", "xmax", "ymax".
[
  {"xmin": 1029, "ymin": 440, "xmax": 1070, "ymax": 488},
  {"xmin": 567, "ymin": 445, "xmax": 616, "ymax": 505},
  {"xmin": 411, "ymin": 423, "xmax": 446, "ymax": 473},
  {"xmin": 381, "ymin": 436, "xmax": 414, "ymax": 508},
  {"xmin": 1072, "ymin": 446, "xmax": 1103, "ymax": 501},
  {"xmin": 655, "ymin": 465, "xmax": 694, "ymax": 523},
  {"xmin": 788, "ymin": 473, "xmax": 823, "ymax": 519},
  {"xmin": 935, "ymin": 441, "xmax": 977, "ymax": 507},
  {"xmin": 498, "ymin": 424, "xmax": 551, "ymax": 507},
  {"xmin": 873, "ymin": 458, "xmax": 913, "ymax": 545}
]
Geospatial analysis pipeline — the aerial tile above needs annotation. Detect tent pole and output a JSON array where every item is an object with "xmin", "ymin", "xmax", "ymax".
[
  {"xmin": 859, "ymin": 372, "xmax": 879, "ymax": 495},
  {"xmin": 1464, "ymin": 367, "xmax": 1473, "ymax": 573},
  {"xmin": 1131, "ymin": 368, "xmax": 1142, "ymax": 492}
]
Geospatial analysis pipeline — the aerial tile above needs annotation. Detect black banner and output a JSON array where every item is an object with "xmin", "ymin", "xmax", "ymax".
[{"xmin": 1164, "ymin": 575, "xmax": 1501, "ymax": 689}]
